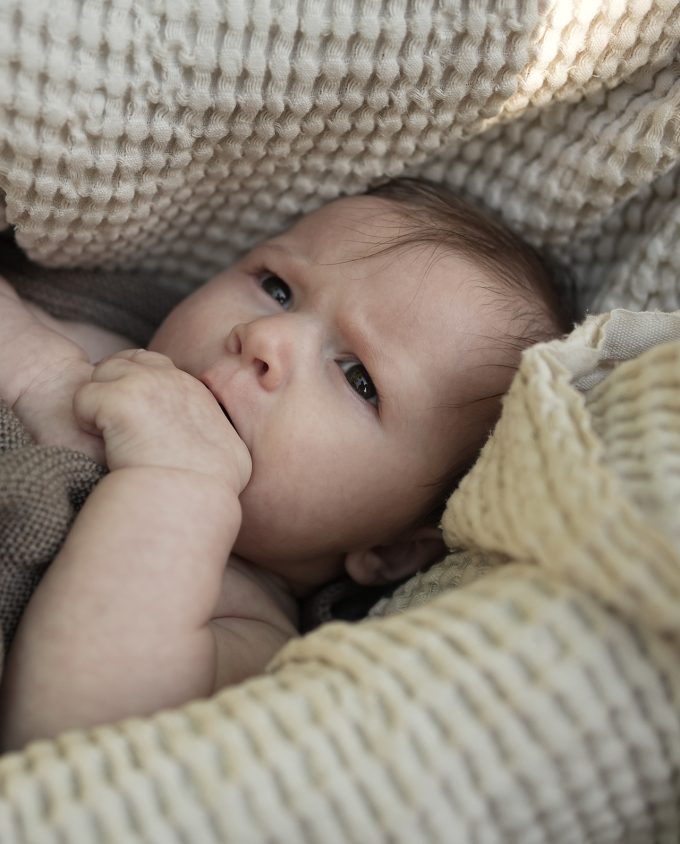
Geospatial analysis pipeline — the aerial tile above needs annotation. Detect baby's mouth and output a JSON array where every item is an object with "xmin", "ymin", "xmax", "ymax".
[
  {"xmin": 219, "ymin": 403, "xmax": 245, "ymax": 445},
  {"xmin": 199, "ymin": 374, "xmax": 243, "ymax": 440},
  {"xmin": 219, "ymin": 403, "xmax": 235, "ymax": 429}
]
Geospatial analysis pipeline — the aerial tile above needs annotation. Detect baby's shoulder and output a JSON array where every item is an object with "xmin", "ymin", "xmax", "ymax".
[{"xmin": 209, "ymin": 556, "xmax": 299, "ymax": 689}]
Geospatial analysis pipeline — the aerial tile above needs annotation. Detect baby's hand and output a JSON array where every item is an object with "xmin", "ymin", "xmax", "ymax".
[
  {"xmin": 13, "ymin": 356, "xmax": 106, "ymax": 463},
  {"xmin": 0, "ymin": 277, "xmax": 104, "ymax": 462},
  {"xmin": 74, "ymin": 349, "xmax": 252, "ymax": 495}
]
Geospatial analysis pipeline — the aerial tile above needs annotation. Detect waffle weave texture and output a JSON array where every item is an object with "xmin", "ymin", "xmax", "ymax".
[
  {"xmin": 1, "ymin": 309, "xmax": 679, "ymax": 842},
  {"xmin": 1, "ymin": 2, "xmax": 680, "ymax": 842},
  {"xmin": 1, "ymin": 0, "xmax": 680, "ymax": 310}
]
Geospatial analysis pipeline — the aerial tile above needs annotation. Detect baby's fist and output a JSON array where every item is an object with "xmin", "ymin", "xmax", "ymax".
[{"xmin": 74, "ymin": 349, "xmax": 252, "ymax": 495}]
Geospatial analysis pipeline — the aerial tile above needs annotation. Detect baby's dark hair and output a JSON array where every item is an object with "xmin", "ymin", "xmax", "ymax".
[
  {"xmin": 366, "ymin": 177, "xmax": 573, "ymax": 337},
  {"xmin": 363, "ymin": 177, "xmax": 574, "ymax": 515}
]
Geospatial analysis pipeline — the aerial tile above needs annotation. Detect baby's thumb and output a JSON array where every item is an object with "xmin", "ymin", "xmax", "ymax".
[{"xmin": 72, "ymin": 381, "xmax": 105, "ymax": 438}]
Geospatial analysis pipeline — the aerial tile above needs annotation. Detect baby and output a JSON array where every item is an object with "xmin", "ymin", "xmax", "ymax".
[{"xmin": 0, "ymin": 178, "xmax": 570, "ymax": 749}]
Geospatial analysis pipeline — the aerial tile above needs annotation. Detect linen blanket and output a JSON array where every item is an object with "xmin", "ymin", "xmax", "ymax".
[{"xmin": 1, "ymin": 1, "xmax": 680, "ymax": 842}]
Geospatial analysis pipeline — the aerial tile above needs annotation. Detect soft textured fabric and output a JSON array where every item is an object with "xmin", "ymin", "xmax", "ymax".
[
  {"xmin": 1, "ymin": 2, "xmax": 680, "ymax": 842},
  {"xmin": 2, "ymin": 0, "xmax": 680, "ymax": 315},
  {"xmin": 0, "ymin": 236, "xmax": 184, "ymax": 347},
  {"xmin": 0, "ymin": 308, "xmax": 678, "ymax": 844},
  {"xmin": 0, "ymin": 400, "xmax": 104, "ymax": 661}
]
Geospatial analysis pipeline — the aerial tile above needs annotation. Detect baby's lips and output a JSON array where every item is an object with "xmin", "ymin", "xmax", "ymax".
[
  {"xmin": 219, "ymin": 402, "xmax": 236, "ymax": 430},
  {"xmin": 198, "ymin": 375, "xmax": 230, "ymax": 420},
  {"xmin": 197, "ymin": 372, "xmax": 249, "ymax": 447},
  {"xmin": 211, "ymin": 392, "xmax": 239, "ymax": 435}
]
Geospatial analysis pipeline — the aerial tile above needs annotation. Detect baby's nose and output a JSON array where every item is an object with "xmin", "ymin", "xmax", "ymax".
[{"xmin": 228, "ymin": 316, "xmax": 310, "ymax": 390}]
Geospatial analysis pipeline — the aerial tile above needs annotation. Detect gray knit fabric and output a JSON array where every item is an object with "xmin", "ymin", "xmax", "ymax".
[{"xmin": 0, "ymin": 404, "xmax": 105, "ymax": 658}]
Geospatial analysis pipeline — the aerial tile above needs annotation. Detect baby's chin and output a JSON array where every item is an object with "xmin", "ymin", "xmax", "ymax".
[{"xmin": 232, "ymin": 520, "xmax": 346, "ymax": 595}]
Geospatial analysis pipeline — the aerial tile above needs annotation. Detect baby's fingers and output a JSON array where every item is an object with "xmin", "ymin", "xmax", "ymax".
[
  {"xmin": 91, "ymin": 348, "xmax": 174, "ymax": 382},
  {"xmin": 72, "ymin": 380, "xmax": 109, "ymax": 437}
]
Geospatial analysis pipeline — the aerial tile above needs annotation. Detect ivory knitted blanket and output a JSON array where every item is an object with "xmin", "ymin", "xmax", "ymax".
[{"xmin": 1, "ymin": 1, "xmax": 680, "ymax": 842}]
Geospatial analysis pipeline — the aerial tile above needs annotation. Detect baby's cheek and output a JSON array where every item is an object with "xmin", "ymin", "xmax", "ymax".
[{"xmin": 151, "ymin": 303, "xmax": 203, "ymax": 360}]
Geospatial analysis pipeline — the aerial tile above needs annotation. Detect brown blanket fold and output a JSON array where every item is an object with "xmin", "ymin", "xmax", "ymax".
[
  {"xmin": 0, "ymin": 404, "xmax": 106, "ymax": 661},
  {"xmin": 0, "ymin": 233, "xmax": 185, "ymax": 347}
]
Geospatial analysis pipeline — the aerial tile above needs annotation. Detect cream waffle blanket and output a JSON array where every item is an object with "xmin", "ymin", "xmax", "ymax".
[{"xmin": 1, "ymin": 1, "xmax": 680, "ymax": 842}]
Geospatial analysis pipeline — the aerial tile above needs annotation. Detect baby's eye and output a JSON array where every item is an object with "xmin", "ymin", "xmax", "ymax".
[
  {"xmin": 341, "ymin": 362, "xmax": 378, "ymax": 407},
  {"xmin": 261, "ymin": 274, "xmax": 292, "ymax": 309}
]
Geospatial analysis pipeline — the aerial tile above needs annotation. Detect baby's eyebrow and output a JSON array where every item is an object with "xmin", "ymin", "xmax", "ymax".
[
  {"xmin": 260, "ymin": 239, "xmax": 303, "ymax": 264},
  {"xmin": 260, "ymin": 241, "xmax": 291, "ymax": 259},
  {"xmin": 254, "ymin": 242, "xmax": 311, "ymax": 285}
]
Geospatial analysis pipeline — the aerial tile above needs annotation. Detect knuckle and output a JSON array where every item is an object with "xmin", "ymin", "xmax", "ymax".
[
  {"xmin": 92, "ymin": 357, "xmax": 126, "ymax": 378},
  {"xmin": 134, "ymin": 349, "xmax": 171, "ymax": 366}
]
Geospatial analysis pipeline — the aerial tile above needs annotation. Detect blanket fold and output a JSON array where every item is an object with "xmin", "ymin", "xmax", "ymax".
[
  {"xmin": 0, "ymin": 306, "xmax": 677, "ymax": 843},
  {"xmin": 0, "ymin": 236, "xmax": 184, "ymax": 347},
  {"xmin": 0, "ymin": 407, "xmax": 105, "ymax": 657}
]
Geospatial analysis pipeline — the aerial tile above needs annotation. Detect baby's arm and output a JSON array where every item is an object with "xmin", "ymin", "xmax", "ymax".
[
  {"xmin": 0, "ymin": 275, "xmax": 104, "ymax": 461},
  {"xmin": 0, "ymin": 350, "xmax": 254, "ymax": 749}
]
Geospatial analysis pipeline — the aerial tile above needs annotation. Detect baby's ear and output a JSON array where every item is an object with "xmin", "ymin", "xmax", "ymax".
[{"xmin": 344, "ymin": 526, "xmax": 447, "ymax": 586}]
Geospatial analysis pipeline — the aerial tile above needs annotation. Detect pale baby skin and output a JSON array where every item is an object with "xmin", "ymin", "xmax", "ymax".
[{"xmin": 0, "ymin": 196, "xmax": 516, "ymax": 749}]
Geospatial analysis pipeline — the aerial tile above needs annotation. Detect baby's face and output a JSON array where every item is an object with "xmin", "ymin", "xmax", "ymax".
[{"xmin": 150, "ymin": 197, "xmax": 504, "ymax": 591}]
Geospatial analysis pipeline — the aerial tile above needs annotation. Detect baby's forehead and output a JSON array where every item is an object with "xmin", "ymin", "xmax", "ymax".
[
  {"xmin": 286, "ymin": 195, "xmax": 502, "ymax": 293},
  {"xmin": 304, "ymin": 194, "xmax": 401, "ymax": 225},
  {"xmin": 279, "ymin": 197, "xmax": 514, "ymax": 337},
  {"xmin": 285, "ymin": 195, "xmax": 414, "ymax": 262}
]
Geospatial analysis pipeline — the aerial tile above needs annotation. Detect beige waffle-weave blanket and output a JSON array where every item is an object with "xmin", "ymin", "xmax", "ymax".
[
  {"xmin": 0, "ymin": 308, "xmax": 678, "ymax": 842},
  {"xmin": 1, "ymin": 1, "xmax": 680, "ymax": 841}
]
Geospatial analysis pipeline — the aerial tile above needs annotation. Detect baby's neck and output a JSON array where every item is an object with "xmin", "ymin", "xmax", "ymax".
[
  {"xmin": 216, "ymin": 554, "xmax": 300, "ymax": 628},
  {"xmin": 24, "ymin": 301, "xmax": 134, "ymax": 363}
]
